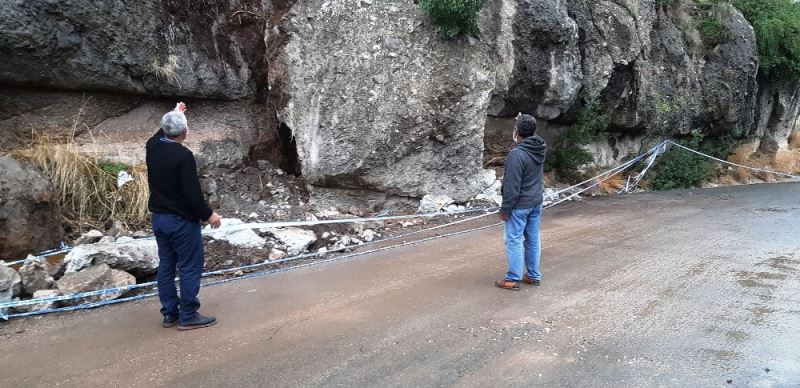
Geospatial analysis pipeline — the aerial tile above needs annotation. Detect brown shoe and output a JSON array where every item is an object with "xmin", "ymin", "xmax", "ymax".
[
  {"xmin": 494, "ymin": 279, "xmax": 520, "ymax": 291},
  {"xmin": 522, "ymin": 275, "xmax": 541, "ymax": 286}
]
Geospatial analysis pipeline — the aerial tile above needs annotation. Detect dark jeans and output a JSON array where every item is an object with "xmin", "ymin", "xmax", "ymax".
[{"xmin": 152, "ymin": 212, "xmax": 204, "ymax": 322}]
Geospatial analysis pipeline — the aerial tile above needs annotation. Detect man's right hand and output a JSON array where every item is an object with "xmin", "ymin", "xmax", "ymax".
[
  {"xmin": 175, "ymin": 102, "xmax": 187, "ymax": 113},
  {"xmin": 208, "ymin": 212, "xmax": 222, "ymax": 229}
]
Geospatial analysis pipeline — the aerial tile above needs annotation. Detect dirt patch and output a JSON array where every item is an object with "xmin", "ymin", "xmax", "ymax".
[
  {"xmin": 203, "ymin": 161, "xmax": 309, "ymax": 222},
  {"xmin": 203, "ymin": 238, "xmax": 270, "ymax": 272}
]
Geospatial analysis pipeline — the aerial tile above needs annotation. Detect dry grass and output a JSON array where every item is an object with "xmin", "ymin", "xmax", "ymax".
[
  {"xmin": 13, "ymin": 136, "xmax": 150, "ymax": 231},
  {"xmin": 598, "ymin": 173, "xmax": 628, "ymax": 194},
  {"xmin": 774, "ymin": 149, "xmax": 800, "ymax": 173},
  {"xmin": 789, "ymin": 131, "xmax": 800, "ymax": 150},
  {"xmin": 728, "ymin": 144, "xmax": 756, "ymax": 181},
  {"xmin": 720, "ymin": 141, "xmax": 800, "ymax": 183}
]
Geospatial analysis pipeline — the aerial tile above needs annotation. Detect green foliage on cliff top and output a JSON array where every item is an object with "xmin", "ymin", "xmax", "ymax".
[
  {"xmin": 419, "ymin": 0, "xmax": 486, "ymax": 39},
  {"xmin": 733, "ymin": 0, "xmax": 800, "ymax": 84}
]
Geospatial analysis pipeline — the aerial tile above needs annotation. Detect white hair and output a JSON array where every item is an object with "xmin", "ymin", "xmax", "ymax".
[{"xmin": 160, "ymin": 111, "xmax": 187, "ymax": 137}]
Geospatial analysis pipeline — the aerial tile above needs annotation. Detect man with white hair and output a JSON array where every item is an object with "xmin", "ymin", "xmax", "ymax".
[{"xmin": 146, "ymin": 102, "xmax": 221, "ymax": 330}]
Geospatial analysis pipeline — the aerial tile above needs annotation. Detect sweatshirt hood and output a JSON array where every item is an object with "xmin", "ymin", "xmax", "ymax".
[{"xmin": 516, "ymin": 135, "xmax": 547, "ymax": 164}]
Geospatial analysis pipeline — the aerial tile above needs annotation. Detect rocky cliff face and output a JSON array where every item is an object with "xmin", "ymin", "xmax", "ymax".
[
  {"xmin": 0, "ymin": 0, "xmax": 289, "ymax": 169},
  {"xmin": 0, "ymin": 0, "xmax": 266, "ymax": 99},
  {"xmin": 0, "ymin": 0, "xmax": 797, "ymax": 206},
  {"xmin": 273, "ymin": 0, "xmax": 500, "ymax": 202},
  {"xmin": 492, "ymin": 0, "xmax": 759, "ymax": 136}
]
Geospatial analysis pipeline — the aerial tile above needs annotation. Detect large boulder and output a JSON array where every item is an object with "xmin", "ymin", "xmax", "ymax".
[
  {"xmin": 753, "ymin": 82, "xmax": 800, "ymax": 152},
  {"xmin": 0, "ymin": 156, "xmax": 63, "ymax": 260},
  {"xmin": 55, "ymin": 264, "xmax": 135, "ymax": 306},
  {"xmin": 64, "ymin": 239, "xmax": 159, "ymax": 277},
  {"xmin": 0, "ymin": 265, "xmax": 22, "ymax": 298},
  {"xmin": 263, "ymin": 227, "xmax": 317, "ymax": 256},
  {"xmin": 492, "ymin": 0, "xmax": 582, "ymax": 119},
  {"xmin": 12, "ymin": 289, "xmax": 61, "ymax": 314},
  {"xmin": 275, "ymin": 0, "xmax": 499, "ymax": 202},
  {"xmin": 206, "ymin": 218, "xmax": 266, "ymax": 249},
  {"xmin": 18, "ymin": 257, "xmax": 55, "ymax": 295}
]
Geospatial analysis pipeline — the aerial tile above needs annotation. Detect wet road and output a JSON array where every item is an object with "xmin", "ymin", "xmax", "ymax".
[{"xmin": 1, "ymin": 183, "xmax": 799, "ymax": 387}]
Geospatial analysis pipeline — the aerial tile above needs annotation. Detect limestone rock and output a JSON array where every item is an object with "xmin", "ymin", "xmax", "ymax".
[
  {"xmin": 12, "ymin": 289, "xmax": 61, "ymax": 314},
  {"xmin": 55, "ymin": 264, "xmax": 135, "ymax": 305},
  {"xmin": 418, "ymin": 195, "xmax": 454, "ymax": 213},
  {"xmin": 206, "ymin": 218, "xmax": 266, "ymax": 249},
  {"xmin": 74, "ymin": 230, "xmax": 104, "ymax": 246},
  {"xmin": 277, "ymin": 0, "xmax": 495, "ymax": 202},
  {"xmin": 18, "ymin": 257, "xmax": 55, "ymax": 295},
  {"xmin": 0, "ymin": 156, "xmax": 63, "ymax": 259},
  {"xmin": 64, "ymin": 239, "xmax": 159, "ymax": 277},
  {"xmin": 0, "ymin": 265, "xmax": 22, "ymax": 298},
  {"xmin": 264, "ymin": 228, "xmax": 317, "ymax": 256}
]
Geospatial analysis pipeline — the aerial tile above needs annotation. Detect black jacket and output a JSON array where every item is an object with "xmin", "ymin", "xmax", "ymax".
[
  {"xmin": 500, "ymin": 135, "xmax": 547, "ymax": 216},
  {"xmin": 145, "ymin": 129, "xmax": 213, "ymax": 222}
]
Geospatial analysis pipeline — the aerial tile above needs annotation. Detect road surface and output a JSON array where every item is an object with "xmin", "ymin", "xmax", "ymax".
[{"xmin": 1, "ymin": 183, "xmax": 799, "ymax": 387}]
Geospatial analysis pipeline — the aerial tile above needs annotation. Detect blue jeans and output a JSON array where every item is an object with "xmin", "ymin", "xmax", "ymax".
[
  {"xmin": 152, "ymin": 213, "xmax": 204, "ymax": 322},
  {"xmin": 504, "ymin": 205, "xmax": 542, "ymax": 281}
]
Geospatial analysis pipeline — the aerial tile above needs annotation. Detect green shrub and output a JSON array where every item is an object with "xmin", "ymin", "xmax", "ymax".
[
  {"xmin": 650, "ymin": 131, "xmax": 716, "ymax": 190},
  {"xmin": 99, "ymin": 161, "xmax": 129, "ymax": 177},
  {"xmin": 549, "ymin": 146, "xmax": 595, "ymax": 181},
  {"xmin": 547, "ymin": 101, "xmax": 614, "ymax": 180},
  {"xmin": 419, "ymin": 0, "xmax": 486, "ymax": 39},
  {"xmin": 562, "ymin": 100, "xmax": 613, "ymax": 145},
  {"xmin": 733, "ymin": 0, "xmax": 800, "ymax": 84},
  {"xmin": 700, "ymin": 17, "xmax": 729, "ymax": 48}
]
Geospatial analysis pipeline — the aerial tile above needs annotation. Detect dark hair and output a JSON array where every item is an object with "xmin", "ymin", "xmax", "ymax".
[{"xmin": 515, "ymin": 114, "xmax": 537, "ymax": 137}]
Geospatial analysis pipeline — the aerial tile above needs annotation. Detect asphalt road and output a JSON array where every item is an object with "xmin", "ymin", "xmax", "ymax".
[{"xmin": 1, "ymin": 183, "xmax": 799, "ymax": 387}]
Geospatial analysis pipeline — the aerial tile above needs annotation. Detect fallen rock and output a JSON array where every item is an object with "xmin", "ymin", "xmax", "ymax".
[
  {"xmin": 206, "ymin": 218, "xmax": 266, "ymax": 249},
  {"xmin": 264, "ymin": 228, "xmax": 317, "ymax": 256},
  {"xmin": 74, "ymin": 230, "xmax": 104, "ymax": 246},
  {"xmin": 56, "ymin": 264, "xmax": 135, "ymax": 305},
  {"xmin": 269, "ymin": 249, "xmax": 288, "ymax": 261},
  {"xmin": 444, "ymin": 204, "xmax": 467, "ymax": 213},
  {"xmin": 63, "ymin": 239, "xmax": 159, "ymax": 277},
  {"xmin": 47, "ymin": 259, "xmax": 67, "ymax": 280},
  {"xmin": 418, "ymin": 195, "xmax": 454, "ymax": 213},
  {"xmin": 359, "ymin": 229, "xmax": 376, "ymax": 243},
  {"xmin": 12, "ymin": 289, "xmax": 61, "ymax": 313},
  {"xmin": 543, "ymin": 188, "xmax": 561, "ymax": 205},
  {"xmin": 18, "ymin": 256, "xmax": 54, "ymax": 295},
  {"xmin": 483, "ymin": 170, "xmax": 497, "ymax": 188},
  {"xmin": 480, "ymin": 180, "xmax": 503, "ymax": 206},
  {"xmin": 107, "ymin": 221, "xmax": 131, "ymax": 238},
  {"xmin": 0, "ymin": 265, "xmax": 22, "ymax": 298},
  {"xmin": 98, "ymin": 236, "xmax": 116, "ymax": 244},
  {"xmin": 0, "ymin": 156, "xmax": 64, "ymax": 259}
]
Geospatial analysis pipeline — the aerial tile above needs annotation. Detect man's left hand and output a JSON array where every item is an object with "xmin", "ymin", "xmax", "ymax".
[{"xmin": 499, "ymin": 213, "xmax": 509, "ymax": 222}]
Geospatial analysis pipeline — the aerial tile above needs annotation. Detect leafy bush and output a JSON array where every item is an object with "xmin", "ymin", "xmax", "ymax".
[
  {"xmin": 733, "ymin": 0, "xmax": 800, "ymax": 84},
  {"xmin": 99, "ymin": 161, "xmax": 129, "ymax": 177},
  {"xmin": 650, "ymin": 131, "xmax": 716, "ymax": 190},
  {"xmin": 419, "ymin": 0, "xmax": 486, "ymax": 39},
  {"xmin": 547, "ymin": 101, "xmax": 614, "ymax": 180},
  {"xmin": 700, "ymin": 17, "xmax": 729, "ymax": 48},
  {"xmin": 549, "ymin": 146, "xmax": 595, "ymax": 181}
]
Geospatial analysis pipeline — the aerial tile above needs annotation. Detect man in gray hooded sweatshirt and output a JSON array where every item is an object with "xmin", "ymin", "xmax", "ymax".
[{"xmin": 495, "ymin": 114, "xmax": 547, "ymax": 291}]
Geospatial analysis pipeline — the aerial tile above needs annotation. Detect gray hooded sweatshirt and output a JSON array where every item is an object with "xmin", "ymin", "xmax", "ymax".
[{"xmin": 500, "ymin": 135, "xmax": 547, "ymax": 216}]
